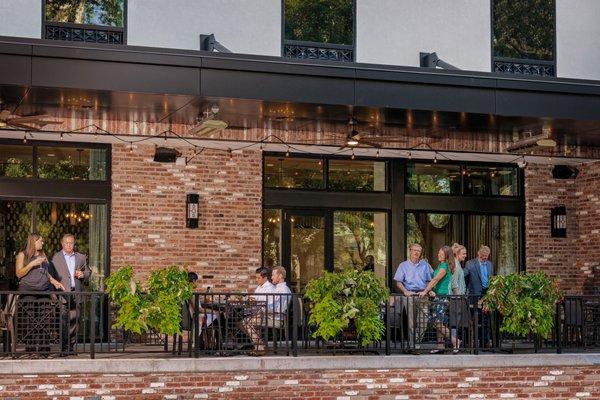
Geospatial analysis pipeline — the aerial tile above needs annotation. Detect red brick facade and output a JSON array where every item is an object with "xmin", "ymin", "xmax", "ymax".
[
  {"xmin": 110, "ymin": 143, "xmax": 262, "ymax": 292},
  {"xmin": 1, "ymin": 366, "xmax": 598, "ymax": 399},
  {"xmin": 525, "ymin": 161, "xmax": 600, "ymax": 294},
  {"xmin": 109, "ymin": 139, "xmax": 600, "ymax": 294}
]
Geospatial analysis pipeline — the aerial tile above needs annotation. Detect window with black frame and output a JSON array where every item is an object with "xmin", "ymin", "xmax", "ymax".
[
  {"xmin": 406, "ymin": 212, "xmax": 521, "ymax": 276},
  {"xmin": 0, "ymin": 143, "xmax": 107, "ymax": 181},
  {"xmin": 43, "ymin": 0, "xmax": 126, "ymax": 44},
  {"xmin": 0, "ymin": 142, "xmax": 110, "ymax": 290},
  {"xmin": 492, "ymin": 0, "xmax": 555, "ymax": 76},
  {"xmin": 406, "ymin": 162, "xmax": 519, "ymax": 197},
  {"xmin": 283, "ymin": 0, "xmax": 354, "ymax": 62}
]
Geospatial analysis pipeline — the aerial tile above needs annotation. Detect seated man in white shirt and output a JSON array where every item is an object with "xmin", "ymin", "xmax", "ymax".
[
  {"xmin": 242, "ymin": 266, "xmax": 291, "ymax": 356},
  {"xmin": 251, "ymin": 266, "xmax": 275, "ymax": 302}
]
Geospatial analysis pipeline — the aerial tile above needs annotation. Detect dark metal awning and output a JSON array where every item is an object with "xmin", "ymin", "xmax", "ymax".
[{"xmin": 1, "ymin": 36, "xmax": 600, "ymax": 149}]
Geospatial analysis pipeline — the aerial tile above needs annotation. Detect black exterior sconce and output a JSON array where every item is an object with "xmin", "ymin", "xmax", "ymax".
[
  {"xmin": 186, "ymin": 193, "xmax": 199, "ymax": 228},
  {"xmin": 550, "ymin": 206, "xmax": 566, "ymax": 238}
]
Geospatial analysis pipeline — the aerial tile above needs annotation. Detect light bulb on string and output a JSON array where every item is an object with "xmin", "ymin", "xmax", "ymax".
[
  {"xmin": 408, "ymin": 151, "xmax": 412, "ymax": 160},
  {"xmin": 129, "ymin": 143, "xmax": 133, "ymax": 153},
  {"xmin": 23, "ymin": 132, "xmax": 27, "ymax": 144},
  {"xmin": 285, "ymin": 146, "xmax": 290, "ymax": 157},
  {"xmin": 318, "ymin": 159, "xmax": 322, "ymax": 166},
  {"xmin": 351, "ymin": 150, "xmax": 355, "ymax": 160},
  {"xmin": 433, "ymin": 153, "xmax": 438, "ymax": 163},
  {"xmin": 60, "ymin": 132, "xmax": 64, "ymax": 140},
  {"xmin": 376, "ymin": 149, "xmax": 380, "ymax": 158},
  {"xmin": 228, "ymin": 148, "xmax": 233, "ymax": 159}
]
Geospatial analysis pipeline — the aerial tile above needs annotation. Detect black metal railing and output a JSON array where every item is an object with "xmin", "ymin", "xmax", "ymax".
[
  {"xmin": 493, "ymin": 57, "xmax": 555, "ymax": 77},
  {"xmin": 44, "ymin": 22, "xmax": 125, "ymax": 44},
  {"xmin": 283, "ymin": 40, "xmax": 354, "ymax": 62},
  {"xmin": 1, "ymin": 291, "xmax": 598, "ymax": 358}
]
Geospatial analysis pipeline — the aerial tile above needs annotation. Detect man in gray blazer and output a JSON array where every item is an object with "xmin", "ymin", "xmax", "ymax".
[
  {"xmin": 464, "ymin": 245, "xmax": 493, "ymax": 348},
  {"xmin": 51, "ymin": 233, "xmax": 91, "ymax": 354}
]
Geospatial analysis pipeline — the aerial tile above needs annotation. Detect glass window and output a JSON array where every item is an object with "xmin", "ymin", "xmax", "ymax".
[
  {"xmin": 262, "ymin": 209, "xmax": 282, "ymax": 268},
  {"xmin": 289, "ymin": 214, "xmax": 325, "ymax": 293},
  {"xmin": 264, "ymin": 156, "xmax": 324, "ymax": 189},
  {"xmin": 328, "ymin": 160, "xmax": 386, "ymax": 191},
  {"xmin": 0, "ymin": 200, "xmax": 33, "ymax": 289},
  {"xmin": 35, "ymin": 201, "xmax": 108, "ymax": 290},
  {"xmin": 406, "ymin": 212, "xmax": 461, "ymax": 265},
  {"xmin": 37, "ymin": 146, "xmax": 107, "ymax": 180},
  {"xmin": 0, "ymin": 145, "xmax": 33, "ymax": 178},
  {"xmin": 493, "ymin": 0, "xmax": 555, "ymax": 61},
  {"xmin": 284, "ymin": 0, "xmax": 353, "ymax": 45},
  {"xmin": 334, "ymin": 211, "xmax": 387, "ymax": 281},
  {"xmin": 407, "ymin": 163, "xmax": 461, "ymax": 194},
  {"xmin": 464, "ymin": 166, "xmax": 518, "ymax": 196},
  {"xmin": 45, "ymin": 0, "xmax": 125, "ymax": 27},
  {"xmin": 467, "ymin": 215, "xmax": 520, "ymax": 276}
]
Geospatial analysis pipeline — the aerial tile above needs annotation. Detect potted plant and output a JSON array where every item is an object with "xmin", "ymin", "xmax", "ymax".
[
  {"xmin": 304, "ymin": 268, "xmax": 389, "ymax": 347},
  {"xmin": 482, "ymin": 271, "xmax": 561, "ymax": 351},
  {"xmin": 105, "ymin": 265, "xmax": 193, "ymax": 336}
]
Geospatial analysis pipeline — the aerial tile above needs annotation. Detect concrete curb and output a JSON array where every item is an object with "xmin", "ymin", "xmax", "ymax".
[{"xmin": 0, "ymin": 353, "xmax": 599, "ymax": 374}]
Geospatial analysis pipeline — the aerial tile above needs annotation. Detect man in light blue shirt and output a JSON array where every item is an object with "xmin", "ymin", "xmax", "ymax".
[{"xmin": 393, "ymin": 244, "xmax": 432, "ymax": 350}]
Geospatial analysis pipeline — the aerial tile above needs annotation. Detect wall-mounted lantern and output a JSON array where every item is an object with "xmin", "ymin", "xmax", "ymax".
[
  {"xmin": 551, "ymin": 206, "xmax": 567, "ymax": 238},
  {"xmin": 186, "ymin": 193, "xmax": 199, "ymax": 229}
]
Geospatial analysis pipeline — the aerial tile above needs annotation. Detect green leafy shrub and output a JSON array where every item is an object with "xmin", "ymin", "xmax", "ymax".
[
  {"xmin": 304, "ymin": 269, "xmax": 389, "ymax": 346},
  {"xmin": 105, "ymin": 265, "xmax": 193, "ymax": 335},
  {"xmin": 482, "ymin": 271, "xmax": 560, "ymax": 339}
]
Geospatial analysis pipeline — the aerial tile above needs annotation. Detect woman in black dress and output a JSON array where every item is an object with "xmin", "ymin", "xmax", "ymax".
[
  {"xmin": 15, "ymin": 233, "xmax": 65, "ymax": 355},
  {"xmin": 15, "ymin": 233, "xmax": 64, "ymax": 292}
]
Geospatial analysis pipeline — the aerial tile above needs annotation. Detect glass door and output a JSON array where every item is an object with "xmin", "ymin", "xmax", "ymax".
[{"xmin": 282, "ymin": 210, "xmax": 328, "ymax": 293}]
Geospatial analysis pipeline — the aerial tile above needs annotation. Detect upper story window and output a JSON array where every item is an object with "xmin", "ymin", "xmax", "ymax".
[
  {"xmin": 283, "ymin": 0, "xmax": 354, "ymax": 62},
  {"xmin": 492, "ymin": 0, "xmax": 555, "ymax": 76},
  {"xmin": 43, "ymin": 0, "xmax": 126, "ymax": 45}
]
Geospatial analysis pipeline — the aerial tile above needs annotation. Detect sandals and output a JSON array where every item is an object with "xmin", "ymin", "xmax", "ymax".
[{"xmin": 248, "ymin": 344, "xmax": 266, "ymax": 357}]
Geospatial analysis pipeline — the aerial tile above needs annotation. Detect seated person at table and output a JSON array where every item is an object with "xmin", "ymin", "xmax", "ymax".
[
  {"xmin": 251, "ymin": 267, "xmax": 275, "ymax": 302},
  {"xmin": 242, "ymin": 266, "xmax": 291, "ymax": 356}
]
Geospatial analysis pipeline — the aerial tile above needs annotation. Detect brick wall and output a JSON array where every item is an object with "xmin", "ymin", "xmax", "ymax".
[
  {"xmin": 574, "ymin": 161, "xmax": 600, "ymax": 295},
  {"xmin": 524, "ymin": 160, "xmax": 600, "ymax": 294},
  {"xmin": 0, "ymin": 366, "xmax": 598, "ymax": 399},
  {"xmin": 110, "ymin": 144, "xmax": 262, "ymax": 292}
]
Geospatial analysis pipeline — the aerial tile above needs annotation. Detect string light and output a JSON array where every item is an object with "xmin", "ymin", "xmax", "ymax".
[
  {"xmin": 285, "ymin": 146, "xmax": 290, "ymax": 157},
  {"xmin": 60, "ymin": 132, "xmax": 64, "ymax": 140},
  {"xmin": 408, "ymin": 151, "xmax": 412, "ymax": 160},
  {"xmin": 376, "ymin": 149, "xmax": 380, "ymax": 158},
  {"xmin": 433, "ymin": 153, "xmax": 438, "ymax": 163},
  {"xmin": 23, "ymin": 132, "xmax": 27, "ymax": 144},
  {"xmin": 351, "ymin": 150, "xmax": 355, "ymax": 160},
  {"xmin": 318, "ymin": 159, "xmax": 322, "ymax": 166},
  {"xmin": 228, "ymin": 148, "xmax": 233, "ymax": 159},
  {"xmin": 129, "ymin": 142, "xmax": 133, "ymax": 153},
  {"xmin": 164, "ymin": 133, "xmax": 168, "ymax": 143},
  {"xmin": 462, "ymin": 168, "xmax": 467, "ymax": 175}
]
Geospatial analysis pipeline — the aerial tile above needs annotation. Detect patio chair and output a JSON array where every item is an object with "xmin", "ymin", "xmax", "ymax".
[{"xmin": 0, "ymin": 293, "xmax": 18, "ymax": 353}]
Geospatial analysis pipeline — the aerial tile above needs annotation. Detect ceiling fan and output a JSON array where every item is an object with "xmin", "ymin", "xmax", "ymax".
[
  {"xmin": 0, "ymin": 109, "xmax": 63, "ymax": 130},
  {"xmin": 187, "ymin": 104, "xmax": 228, "ymax": 136}
]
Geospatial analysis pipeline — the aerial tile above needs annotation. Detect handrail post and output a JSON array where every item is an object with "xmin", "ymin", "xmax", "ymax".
[
  {"xmin": 90, "ymin": 293, "xmax": 96, "ymax": 359},
  {"xmin": 194, "ymin": 293, "xmax": 200, "ymax": 358},
  {"xmin": 555, "ymin": 301, "xmax": 562, "ymax": 354},
  {"xmin": 385, "ymin": 298, "xmax": 391, "ymax": 356},
  {"xmin": 292, "ymin": 294, "xmax": 299, "ymax": 357},
  {"xmin": 473, "ymin": 298, "xmax": 479, "ymax": 355}
]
